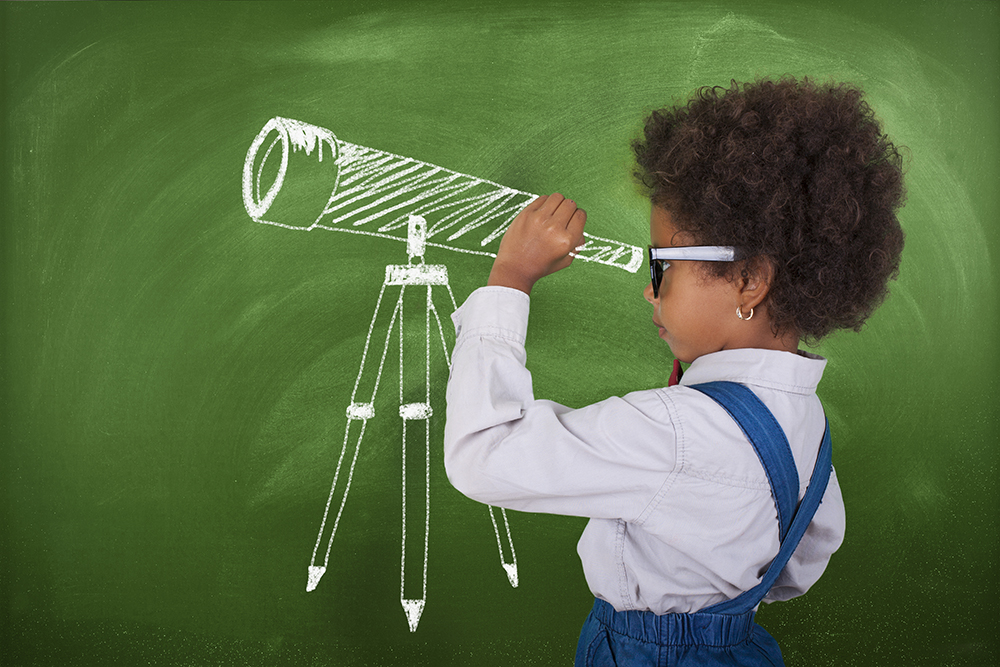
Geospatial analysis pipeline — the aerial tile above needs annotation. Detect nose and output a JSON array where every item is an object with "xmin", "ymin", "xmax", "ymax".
[{"xmin": 643, "ymin": 280, "xmax": 656, "ymax": 305}]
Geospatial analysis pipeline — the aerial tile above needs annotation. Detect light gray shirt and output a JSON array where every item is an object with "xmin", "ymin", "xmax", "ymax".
[{"xmin": 444, "ymin": 286, "xmax": 845, "ymax": 614}]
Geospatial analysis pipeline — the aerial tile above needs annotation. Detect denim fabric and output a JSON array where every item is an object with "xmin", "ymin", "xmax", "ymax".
[{"xmin": 575, "ymin": 599, "xmax": 784, "ymax": 667}]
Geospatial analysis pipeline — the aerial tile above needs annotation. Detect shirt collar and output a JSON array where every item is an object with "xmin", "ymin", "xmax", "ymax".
[{"xmin": 678, "ymin": 348, "xmax": 827, "ymax": 396}]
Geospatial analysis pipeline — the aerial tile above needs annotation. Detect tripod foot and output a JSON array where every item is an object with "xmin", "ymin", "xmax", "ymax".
[
  {"xmin": 306, "ymin": 565, "xmax": 327, "ymax": 592},
  {"xmin": 503, "ymin": 562, "xmax": 519, "ymax": 588},
  {"xmin": 401, "ymin": 598, "xmax": 426, "ymax": 632}
]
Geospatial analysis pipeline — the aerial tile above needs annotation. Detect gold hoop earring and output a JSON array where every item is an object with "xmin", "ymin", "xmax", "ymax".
[{"xmin": 737, "ymin": 305, "xmax": 754, "ymax": 321}]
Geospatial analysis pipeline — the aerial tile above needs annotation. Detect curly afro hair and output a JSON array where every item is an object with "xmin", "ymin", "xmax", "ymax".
[{"xmin": 634, "ymin": 77, "xmax": 906, "ymax": 343}]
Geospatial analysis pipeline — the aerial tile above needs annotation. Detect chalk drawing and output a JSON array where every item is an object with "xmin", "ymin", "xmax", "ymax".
[
  {"xmin": 242, "ymin": 116, "xmax": 643, "ymax": 271},
  {"xmin": 243, "ymin": 117, "xmax": 639, "ymax": 631}
]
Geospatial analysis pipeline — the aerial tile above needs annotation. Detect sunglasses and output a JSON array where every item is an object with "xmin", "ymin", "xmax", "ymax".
[{"xmin": 648, "ymin": 246, "xmax": 742, "ymax": 298}]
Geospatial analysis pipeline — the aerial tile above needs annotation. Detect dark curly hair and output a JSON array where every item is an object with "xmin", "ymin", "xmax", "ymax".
[{"xmin": 634, "ymin": 77, "xmax": 906, "ymax": 342}]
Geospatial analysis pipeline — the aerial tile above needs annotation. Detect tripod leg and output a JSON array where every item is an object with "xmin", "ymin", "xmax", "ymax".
[
  {"xmin": 399, "ymin": 283, "xmax": 433, "ymax": 632},
  {"xmin": 488, "ymin": 506, "xmax": 519, "ymax": 588},
  {"xmin": 307, "ymin": 277, "xmax": 403, "ymax": 592},
  {"xmin": 399, "ymin": 408, "xmax": 431, "ymax": 632},
  {"xmin": 429, "ymin": 281, "xmax": 519, "ymax": 589},
  {"xmin": 307, "ymin": 417, "xmax": 368, "ymax": 591}
]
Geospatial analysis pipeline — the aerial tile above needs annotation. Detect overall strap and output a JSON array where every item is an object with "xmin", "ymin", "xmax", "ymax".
[
  {"xmin": 689, "ymin": 381, "xmax": 833, "ymax": 615},
  {"xmin": 690, "ymin": 381, "xmax": 798, "ymax": 540}
]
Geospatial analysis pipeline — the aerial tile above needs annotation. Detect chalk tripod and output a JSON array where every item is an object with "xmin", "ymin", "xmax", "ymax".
[
  {"xmin": 306, "ymin": 215, "xmax": 519, "ymax": 633},
  {"xmin": 243, "ymin": 117, "xmax": 552, "ymax": 632}
]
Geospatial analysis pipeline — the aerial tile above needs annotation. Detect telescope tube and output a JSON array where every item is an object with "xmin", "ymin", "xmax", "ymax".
[{"xmin": 243, "ymin": 117, "xmax": 642, "ymax": 272}]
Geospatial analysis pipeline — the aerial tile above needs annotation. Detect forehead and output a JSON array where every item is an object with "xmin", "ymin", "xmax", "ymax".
[{"xmin": 649, "ymin": 206, "xmax": 697, "ymax": 247}]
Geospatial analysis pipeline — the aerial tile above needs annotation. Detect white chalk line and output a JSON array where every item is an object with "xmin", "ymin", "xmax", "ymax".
[
  {"xmin": 397, "ymin": 283, "xmax": 433, "ymax": 632},
  {"xmin": 244, "ymin": 121, "xmax": 641, "ymax": 271},
  {"xmin": 322, "ymin": 142, "xmax": 532, "ymax": 246},
  {"xmin": 307, "ymin": 280, "xmax": 401, "ymax": 592},
  {"xmin": 256, "ymin": 218, "xmax": 639, "ymax": 270},
  {"xmin": 488, "ymin": 506, "xmax": 519, "ymax": 588},
  {"xmin": 238, "ymin": 129, "xmax": 643, "ymax": 272},
  {"xmin": 255, "ymin": 134, "xmax": 281, "ymax": 207}
]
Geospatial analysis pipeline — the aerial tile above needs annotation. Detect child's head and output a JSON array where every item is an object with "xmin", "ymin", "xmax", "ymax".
[{"xmin": 634, "ymin": 77, "xmax": 906, "ymax": 346}]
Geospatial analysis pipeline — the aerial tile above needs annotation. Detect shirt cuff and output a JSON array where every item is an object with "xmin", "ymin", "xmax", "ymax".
[{"xmin": 452, "ymin": 286, "xmax": 530, "ymax": 344}]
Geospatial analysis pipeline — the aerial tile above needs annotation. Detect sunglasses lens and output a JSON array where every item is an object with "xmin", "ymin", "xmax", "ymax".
[{"xmin": 650, "ymin": 262, "xmax": 660, "ymax": 298}]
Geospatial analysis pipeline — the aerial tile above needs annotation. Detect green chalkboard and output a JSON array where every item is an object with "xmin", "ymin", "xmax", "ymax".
[{"xmin": 2, "ymin": 1, "xmax": 997, "ymax": 665}]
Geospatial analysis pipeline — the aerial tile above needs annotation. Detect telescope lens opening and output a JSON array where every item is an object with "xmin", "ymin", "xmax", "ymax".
[
  {"xmin": 254, "ymin": 131, "xmax": 284, "ymax": 211},
  {"xmin": 242, "ymin": 117, "xmax": 340, "ymax": 229}
]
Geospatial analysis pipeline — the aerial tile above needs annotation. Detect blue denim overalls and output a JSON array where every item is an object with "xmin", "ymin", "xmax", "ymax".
[{"xmin": 575, "ymin": 381, "xmax": 833, "ymax": 667}]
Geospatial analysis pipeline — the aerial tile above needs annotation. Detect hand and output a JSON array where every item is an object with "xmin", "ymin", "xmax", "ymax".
[{"xmin": 487, "ymin": 193, "xmax": 587, "ymax": 294}]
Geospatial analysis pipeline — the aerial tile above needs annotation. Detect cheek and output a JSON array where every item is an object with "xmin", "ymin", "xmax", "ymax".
[
  {"xmin": 660, "ymin": 277, "xmax": 712, "ymax": 326},
  {"xmin": 658, "ymin": 277, "xmax": 683, "ymax": 312}
]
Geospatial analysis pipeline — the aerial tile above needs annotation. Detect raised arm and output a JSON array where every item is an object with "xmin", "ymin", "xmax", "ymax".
[{"xmin": 442, "ymin": 285, "xmax": 678, "ymax": 519}]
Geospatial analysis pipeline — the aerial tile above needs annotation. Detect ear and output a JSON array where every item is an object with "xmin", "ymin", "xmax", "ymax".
[{"xmin": 737, "ymin": 256, "xmax": 775, "ymax": 311}]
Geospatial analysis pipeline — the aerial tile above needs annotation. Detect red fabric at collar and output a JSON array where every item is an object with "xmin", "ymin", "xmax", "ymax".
[{"xmin": 668, "ymin": 359, "xmax": 684, "ymax": 387}]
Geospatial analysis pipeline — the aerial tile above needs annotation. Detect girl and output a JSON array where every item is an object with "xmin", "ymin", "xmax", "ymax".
[{"xmin": 444, "ymin": 77, "xmax": 905, "ymax": 666}]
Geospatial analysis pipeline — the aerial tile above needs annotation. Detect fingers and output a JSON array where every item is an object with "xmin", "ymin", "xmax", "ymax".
[
  {"xmin": 538, "ymin": 192, "xmax": 565, "ymax": 215},
  {"xmin": 568, "ymin": 206, "xmax": 586, "ymax": 239},
  {"xmin": 539, "ymin": 193, "xmax": 583, "ymax": 227},
  {"xmin": 512, "ymin": 191, "xmax": 586, "ymax": 250},
  {"xmin": 555, "ymin": 199, "xmax": 586, "ymax": 256},
  {"xmin": 540, "ymin": 193, "xmax": 581, "ymax": 228},
  {"xmin": 534, "ymin": 193, "xmax": 587, "ymax": 252},
  {"xmin": 525, "ymin": 194, "xmax": 549, "ymax": 212}
]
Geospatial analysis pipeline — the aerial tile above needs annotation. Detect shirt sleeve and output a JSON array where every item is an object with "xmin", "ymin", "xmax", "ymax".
[{"xmin": 443, "ymin": 286, "xmax": 679, "ymax": 521}]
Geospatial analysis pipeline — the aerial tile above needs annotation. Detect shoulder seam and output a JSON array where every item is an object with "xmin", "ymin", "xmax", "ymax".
[{"xmin": 633, "ymin": 389, "xmax": 683, "ymax": 525}]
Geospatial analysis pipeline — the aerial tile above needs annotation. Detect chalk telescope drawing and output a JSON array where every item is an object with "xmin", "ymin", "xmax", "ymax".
[{"xmin": 242, "ymin": 116, "xmax": 642, "ymax": 632}]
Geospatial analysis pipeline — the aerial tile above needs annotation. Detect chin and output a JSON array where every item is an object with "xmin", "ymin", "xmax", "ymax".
[{"xmin": 669, "ymin": 346, "xmax": 696, "ymax": 365}]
